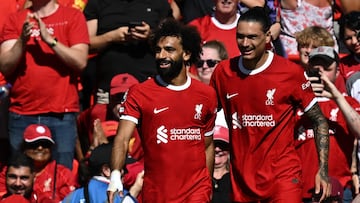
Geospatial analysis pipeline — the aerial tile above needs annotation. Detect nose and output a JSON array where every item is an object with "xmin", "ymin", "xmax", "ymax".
[
  {"xmin": 351, "ymin": 35, "xmax": 359, "ymax": 45},
  {"xmin": 157, "ymin": 49, "xmax": 167, "ymax": 59},
  {"xmin": 202, "ymin": 61, "xmax": 209, "ymax": 69},
  {"xmin": 241, "ymin": 37, "xmax": 250, "ymax": 47},
  {"xmin": 14, "ymin": 177, "xmax": 22, "ymax": 186}
]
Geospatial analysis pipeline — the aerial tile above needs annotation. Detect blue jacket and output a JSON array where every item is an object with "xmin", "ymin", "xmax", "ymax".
[{"xmin": 61, "ymin": 176, "xmax": 137, "ymax": 203}]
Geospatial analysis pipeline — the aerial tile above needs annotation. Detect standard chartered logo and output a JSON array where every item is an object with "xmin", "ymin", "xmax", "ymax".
[
  {"xmin": 156, "ymin": 125, "xmax": 168, "ymax": 144},
  {"xmin": 241, "ymin": 114, "xmax": 275, "ymax": 127},
  {"xmin": 156, "ymin": 125, "xmax": 201, "ymax": 144}
]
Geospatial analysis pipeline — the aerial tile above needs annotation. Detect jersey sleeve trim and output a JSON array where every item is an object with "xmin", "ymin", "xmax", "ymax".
[
  {"xmin": 304, "ymin": 98, "xmax": 318, "ymax": 112},
  {"xmin": 204, "ymin": 128, "xmax": 215, "ymax": 137},
  {"xmin": 120, "ymin": 115, "xmax": 138, "ymax": 125}
]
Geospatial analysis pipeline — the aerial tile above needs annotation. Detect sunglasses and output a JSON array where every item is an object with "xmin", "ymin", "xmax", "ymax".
[
  {"xmin": 25, "ymin": 140, "xmax": 53, "ymax": 149},
  {"xmin": 196, "ymin": 59, "xmax": 220, "ymax": 68}
]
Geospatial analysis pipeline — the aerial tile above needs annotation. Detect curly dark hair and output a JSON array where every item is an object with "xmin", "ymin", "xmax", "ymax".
[{"xmin": 150, "ymin": 18, "xmax": 202, "ymax": 65}]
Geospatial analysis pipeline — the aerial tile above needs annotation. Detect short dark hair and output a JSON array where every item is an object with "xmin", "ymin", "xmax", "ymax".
[
  {"xmin": 151, "ymin": 18, "xmax": 202, "ymax": 65},
  {"xmin": 6, "ymin": 153, "xmax": 34, "ymax": 175},
  {"xmin": 237, "ymin": 6, "xmax": 272, "ymax": 33},
  {"xmin": 339, "ymin": 11, "xmax": 360, "ymax": 40}
]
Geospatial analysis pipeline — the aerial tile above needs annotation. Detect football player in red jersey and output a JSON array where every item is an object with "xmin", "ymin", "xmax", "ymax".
[
  {"xmin": 210, "ymin": 7, "xmax": 331, "ymax": 202},
  {"xmin": 108, "ymin": 18, "xmax": 218, "ymax": 203}
]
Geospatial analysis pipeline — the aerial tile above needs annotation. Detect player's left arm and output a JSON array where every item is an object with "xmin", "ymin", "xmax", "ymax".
[
  {"xmin": 204, "ymin": 135, "xmax": 214, "ymax": 177},
  {"xmin": 305, "ymin": 103, "xmax": 330, "ymax": 202}
]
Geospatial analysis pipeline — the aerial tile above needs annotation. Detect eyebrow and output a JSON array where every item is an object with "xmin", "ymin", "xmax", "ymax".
[{"xmin": 7, "ymin": 173, "xmax": 31, "ymax": 179}]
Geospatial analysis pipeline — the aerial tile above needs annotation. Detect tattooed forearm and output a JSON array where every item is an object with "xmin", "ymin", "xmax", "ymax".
[{"xmin": 306, "ymin": 103, "xmax": 329, "ymax": 179}]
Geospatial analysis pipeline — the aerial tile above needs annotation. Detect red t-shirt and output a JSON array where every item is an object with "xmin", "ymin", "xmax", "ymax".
[
  {"xmin": 210, "ymin": 52, "xmax": 316, "ymax": 202},
  {"xmin": 189, "ymin": 15, "xmax": 241, "ymax": 58},
  {"xmin": 121, "ymin": 76, "xmax": 217, "ymax": 202},
  {"xmin": 339, "ymin": 54, "xmax": 360, "ymax": 79},
  {"xmin": 295, "ymin": 96, "xmax": 360, "ymax": 198},
  {"xmin": 0, "ymin": 5, "xmax": 89, "ymax": 114}
]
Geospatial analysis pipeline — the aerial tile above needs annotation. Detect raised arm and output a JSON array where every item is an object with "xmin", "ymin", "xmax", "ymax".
[
  {"xmin": 87, "ymin": 19, "xmax": 150, "ymax": 54},
  {"xmin": 304, "ymin": 103, "xmax": 330, "ymax": 202},
  {"xmin": 0, "ymin": 15, "xmax": 31, "ymax": 77},
  {"xmin": 32, "ymin": 13, "xmax": 88, "ymax": 73},
  {"xmin": 319, "ymin": 73, "xmax": 360, "ymax": 138}
]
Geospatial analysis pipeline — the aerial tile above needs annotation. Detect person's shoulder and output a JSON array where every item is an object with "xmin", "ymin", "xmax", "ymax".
[
  {"xmin": 0, "ymin": 194, "xmax": 30, "ymax": 203},
  {"xmin": 188, "ymin": 15, "xmax": 211, "ymax": 26},
  {"xmin": 340, "ymin": 54, "xmax": 357, "ymax": 65},
  {"xmin": 272, "ymin": 54, "xmax": 304, "ymax": 72},
  {"xmin": 190, "ymin": 78, "xmax": 217, "ymax": 96},
  {"xmin": 212, "ymin": 56, "xmax": 240, "ymax": 77},
  {"xmin": 57, "ymin": 4, "xmax": 84, "ymax": 15}
]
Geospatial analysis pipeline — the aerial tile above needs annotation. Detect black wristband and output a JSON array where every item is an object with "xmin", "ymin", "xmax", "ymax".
[{"xmin": 49, "ymin": 38, "xmax": 58, "ymax": 47}]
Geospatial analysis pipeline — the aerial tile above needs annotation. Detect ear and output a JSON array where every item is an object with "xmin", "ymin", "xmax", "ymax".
[
  {"xmin": 101, "ymin": 165, "xmax": 111, "ymax": 178},
  {"xmin": 265, "ymin": 30, "xmax": 272, "ymax": 44},
  {"xmin": 183, "ymin": 50, "xmax": 191, "ymax": 62}
]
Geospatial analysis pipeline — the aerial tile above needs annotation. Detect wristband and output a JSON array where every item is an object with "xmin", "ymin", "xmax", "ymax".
[
  {"xmin": 108, "ymin": 170, "xmax": 123, "ymax": 192},
  {"xmin": 49, "ymin": 38, "xmax": 58, "ymax": 47}
]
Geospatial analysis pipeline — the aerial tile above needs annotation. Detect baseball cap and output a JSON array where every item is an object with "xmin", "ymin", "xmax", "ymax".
[
  {"xmin": 309, "ymin": 46, "xmax": 339, "ymax": 64},
  {"xmin": 110, "ymin": 73, "xmax": 139, "ymax": 95},
  {"xmin": 23, "ymin": 124, "xmax": 54, "ymax": 144},
  {"xmin": 214, "ymin": 125, "xmax": 229, "ymax": 150},
  {"xmin": 330, "ymin": 177, "xmax": 343, "ymax": 199},
  {"xmin": 101, "ymin": 120, "xmax": 119, "ymax": 137},
  {"xmin": 312, "ymin": 177, "xmax": 343, "ymax": 202},
  {"xmin": 88, "ymin": 143, "xmax": 135, "ymax": 170}
]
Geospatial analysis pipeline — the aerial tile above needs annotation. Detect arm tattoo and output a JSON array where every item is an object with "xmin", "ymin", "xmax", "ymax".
[{"xmin": 306, "ymin": 103, "xmax": 329, "ymax": 180}]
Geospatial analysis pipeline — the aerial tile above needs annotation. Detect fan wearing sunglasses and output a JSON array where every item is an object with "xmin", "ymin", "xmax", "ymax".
[
  {"xmin": 196, "ymin": 40, "xmax": 229, "ymax": 85},
  {"xmin": 0, "ymin": 124, "xmax": 77, "ymax": 202}
]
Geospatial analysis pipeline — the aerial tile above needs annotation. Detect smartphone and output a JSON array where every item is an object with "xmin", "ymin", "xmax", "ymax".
[
  {"xmin": 306, "ymin": 68, "xmax": 321, "ymax": 84},
  {"xmin": 128, "ymin": 21, "xmax": 142, "ymax": 28}
]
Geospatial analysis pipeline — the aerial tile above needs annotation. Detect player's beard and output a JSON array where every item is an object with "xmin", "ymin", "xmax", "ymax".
[{"xmin": 156, "ymin": 58, "xmax": 183, "ymax": 80}]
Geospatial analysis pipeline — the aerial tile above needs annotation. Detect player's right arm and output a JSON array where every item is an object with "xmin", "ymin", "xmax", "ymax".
[
  {"xmin": 0, "ymin": 15, "xmax": 32, "ymax": 77},
  {"xmin": 107, "ymin": 119, "xmax": 136, "ymax": 203}
]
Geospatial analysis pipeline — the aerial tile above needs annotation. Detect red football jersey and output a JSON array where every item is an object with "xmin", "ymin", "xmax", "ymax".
[
  {"xmin": 121, "ymin": 76, "xmax": 217, "ymax": 202},
  {"xmin": 295, "ymin": 96, "xmax": 360, "ymax": 198},
  {"xmin": 189, "ymin": 15, "xmax": 241, "ymax": 58},
  {"xmin": 210, "ymin": 52, "xmax": 316, "ymax": 201}
]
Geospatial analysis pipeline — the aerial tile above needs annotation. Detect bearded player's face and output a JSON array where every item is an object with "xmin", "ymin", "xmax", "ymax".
[{"xmin": 154, "ymin": 36, "xmax": 185, "ymax": 80}]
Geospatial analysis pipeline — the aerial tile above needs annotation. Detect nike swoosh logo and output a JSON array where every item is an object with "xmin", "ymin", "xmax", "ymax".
[
  {"xmin": 226, "ymin": 93, "xmax": 238, "ymax": 99},
  {"xmin": 154, "ymin": 107, "xmax": 169, "ymax": 114}
]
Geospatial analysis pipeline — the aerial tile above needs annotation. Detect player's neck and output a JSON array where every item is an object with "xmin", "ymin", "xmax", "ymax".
[
  {"xmin": 163, "ymin": 68, "xmax": 188, "ymax": 86},
  {"xmin": 242, "ymin": 51, "xmax": 269, "ymax": 70}
]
